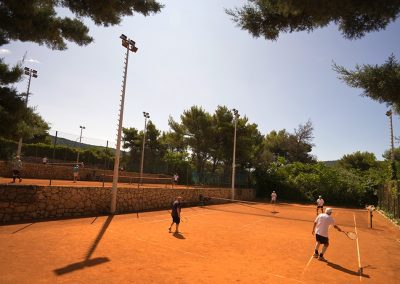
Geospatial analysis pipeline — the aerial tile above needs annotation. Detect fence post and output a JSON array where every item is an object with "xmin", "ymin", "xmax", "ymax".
[
  {"xmin": 49, "ymin": 131, "xmax": 58, "ymax": 186},
  {"xmin": 103, "ymin": 140, "xmax": 108, "ymax": 188}
]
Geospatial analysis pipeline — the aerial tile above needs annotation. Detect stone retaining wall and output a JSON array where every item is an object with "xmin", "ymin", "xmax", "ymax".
[{"xmin": 0, "ymin": 184, "xmax": 256, "ymax": 223}]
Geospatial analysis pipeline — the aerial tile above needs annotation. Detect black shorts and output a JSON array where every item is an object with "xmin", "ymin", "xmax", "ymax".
[
  {"xmin": 316, "ymin": 234, "xmax": 329, "ymax": 245},
  {"xmin": 172, "ymin": 215, "xmax": 180, "ymax": 224},
  {"xmin": 317, "ymin": 206, "xmax": 323, "ymax": 209}
]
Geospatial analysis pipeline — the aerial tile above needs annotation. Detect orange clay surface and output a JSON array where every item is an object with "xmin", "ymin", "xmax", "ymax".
[
  {"xmin": 0, "ymin": 177, "xmax": 189, "ymax": 189},
  {"xmin": 1, "ymin": 194, "xmax": 400, "ymax": 283}
]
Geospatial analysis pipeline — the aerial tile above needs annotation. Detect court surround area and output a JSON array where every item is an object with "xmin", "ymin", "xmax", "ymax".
[{"xmin": 0, "ymin": 199, "xmax": 399, "ymax": 283}]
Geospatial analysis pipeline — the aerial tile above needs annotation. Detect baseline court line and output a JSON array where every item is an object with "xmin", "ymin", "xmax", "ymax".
[{"xmin": 353, "ymin": 213, "xmax": 362, "ymax": 282}]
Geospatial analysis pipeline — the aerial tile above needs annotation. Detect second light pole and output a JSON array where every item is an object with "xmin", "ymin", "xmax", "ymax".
[
  {"xmin": 140, "ymin": 112, "xmax": 150, "ymax": 184},
  {"xmin": 231, "ymin": 108, "xmax": 239, "ymax": 200},
  {"xmin": 76, "ymin": 125, "xmax": 85, "ymax": 163},
  {"xmin": 17, "ymin": 67, "xmax": 38, "ymax": 157}
]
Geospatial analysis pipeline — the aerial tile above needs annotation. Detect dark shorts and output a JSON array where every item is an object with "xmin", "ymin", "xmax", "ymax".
[
  {"xmin": 172, "ymin": 215, "xmax": 180, "ymax": 224},
  {"xmin": 12, "ymin": 170, "xmax": 20, "ymax": 177},
  {"xmin": 316, "ymin": 234, "xmax": 329, "ymax": 245},
  {"xmin": 317, "ymin": 206, "xmax": 323, "ymax": 209}
]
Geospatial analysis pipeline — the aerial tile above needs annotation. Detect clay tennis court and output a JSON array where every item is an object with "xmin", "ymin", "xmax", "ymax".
[{"xmin": 1, "ymin": 197, "xmax": 399, "ymax": 283}]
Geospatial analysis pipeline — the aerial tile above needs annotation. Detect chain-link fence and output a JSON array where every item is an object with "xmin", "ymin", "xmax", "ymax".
[
  {"xmin": 1, "ymin": 129, "xmax": 255, "ymax": 188},
  {"xmin": 378, "ymin": 181, "xmax": 400, "ymax": 219}
]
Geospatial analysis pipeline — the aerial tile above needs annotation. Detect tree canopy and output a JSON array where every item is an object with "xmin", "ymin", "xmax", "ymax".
[
  {"xmin": 333, "ymin": 54, "xmax": 400, "ymax": 109},
  {"xmin": 0, "ymin": 0, "xmax": 164, "ymax": 50},
  {"xmin": 226, "ymin": 0, "xmax": 400, "ymax": 41}
]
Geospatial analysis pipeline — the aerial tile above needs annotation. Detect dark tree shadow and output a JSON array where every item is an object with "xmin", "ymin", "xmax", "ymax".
[
  {"xmin": 53, "ymin": 215, "xmax": 114, "ymax": 275},
  {"xmin": 327, "ymin": 262, "xmax": 370, "ymax": 279}
]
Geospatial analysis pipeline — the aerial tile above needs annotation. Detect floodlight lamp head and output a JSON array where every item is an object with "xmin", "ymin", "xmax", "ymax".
[
  {"xmin": 24, "ymin": 71, "xmax": 30, "ymax": 75},
  {"xmin": 33, "ymin": 74, "xmax": 38, "ymax": 78},
  {"xmin": 24, "ymin": 67, "xmax": 29, "ymax": 71},
  {"xmin": 120, "ymin": 34, "xmax": 127, "ymax": 40},
  {"xmin": 130, "ymin": 45, "xmax": 138, "ymax": 53},
  {"xmin": 386, "ymin": 110, "xmax": 392, "ymax": 116},
  {"xmin": 129, "ymin": 40, "xmax": 136, "ymax": 46}
]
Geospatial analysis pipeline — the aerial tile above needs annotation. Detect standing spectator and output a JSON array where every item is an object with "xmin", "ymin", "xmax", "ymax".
[
  {"xmin": 316, "ymin": 195, "xmax": 325, "ymax": 215},
  {"xmin": 173, "ymin": 173, "xmax": 179, "ymax": 184},
  {"xmin": 73, "ymin": 164, "xmax": 79, "ymax": 183},
  {"xmin": 11, "ymin": 156, "xmax": 23, "ymax": 183},
  {"xmin": 42, "ymin": 157, "xmax": 48, "ymax": 164},
  {"xmin": 271, "ymin": 190, "xmax": 277, "ymax": 204}
]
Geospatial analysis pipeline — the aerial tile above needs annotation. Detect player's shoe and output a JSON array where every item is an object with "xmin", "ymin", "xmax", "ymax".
[
  {"xmin": 313, "ymin": 253, "xmax": 319, "ymax": 258},
  {"xmin": 318, "ymin": 255, "xmax": 327, "ymax": 262}
]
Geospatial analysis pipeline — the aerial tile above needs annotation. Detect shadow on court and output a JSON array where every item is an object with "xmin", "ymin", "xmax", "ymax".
[
  {"xmin": 11, "ymin": 223, "xmax": 34, "ymax": 234},
  {"xmin": 327, "ymin": 262, "xmax": 370, "ymax": 279},
  {"xmin": 53, "ymin": 215, "xmax": 114, "ymax": 275},
  {"xmin": 173, "ymin": 232, "xmax": 185, "ymax": 239}
]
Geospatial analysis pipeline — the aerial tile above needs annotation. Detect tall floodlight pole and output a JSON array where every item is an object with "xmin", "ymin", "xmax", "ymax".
[
  {"xmin": 386, "ymin": 109, "xmax": 396, "ymax": 180},
  {"xmin": 110, "ymin": 34, "xmax": 138, "ymax": 214},
  {"xmin": 231, "ymin": 108, "xmax": 239, "ymax": 200},
  {"xmin": 76, "ymin": 125, "xmax": 85, "ymax": 163},
  {"xmin": 140, "ymin": 112, "xmax": 150, "ymax": 184},
  {"xmin": 17, "ymin": 67, "xmax": 38, "ymax": 157},
  {"xmin": 386, "ymin": 110, "xmax": 395, "ymax": 162}
]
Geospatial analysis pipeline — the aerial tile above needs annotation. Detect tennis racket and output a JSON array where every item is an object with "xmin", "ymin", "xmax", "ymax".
[{"xmin": 342, "ymin": 231, "xmax": 357, "ymax": 240}]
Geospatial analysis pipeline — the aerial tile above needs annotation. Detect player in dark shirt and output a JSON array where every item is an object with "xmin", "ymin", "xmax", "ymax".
[{"xmin": 168, "ymin": 196, "xmax": 182, "ymax": 233}]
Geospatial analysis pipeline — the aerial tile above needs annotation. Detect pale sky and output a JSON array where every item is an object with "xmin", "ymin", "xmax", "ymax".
[{"xmin": 2, "ymin": 0, "xmax": 400, "ymax": 161}]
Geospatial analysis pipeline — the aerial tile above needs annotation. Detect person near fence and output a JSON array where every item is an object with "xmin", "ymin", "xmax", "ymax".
[
  {"xmin": 73, "ymin": 164, "xmax": 79, "ymax": 183},
  {"xmin": 316, "ymin": 195, "xmax": 324, "ymax": 214},
  {"xmin": 169, "ymin": 196, "xmax": 182, "ymax": 234},
  {"xmin": 271, "ymin": 191, "xmax": 277, "ymax": 204},
  {"xmin": 42, "ymin": 157, "xmax": 48, "ymax": 164},
  {"xmin": 173, "ymin": 173, "xmax": 179, "ymax": 184},
  {"xmin": 11, "ymin": 156, "xmax": 23, "ymax": 183}
]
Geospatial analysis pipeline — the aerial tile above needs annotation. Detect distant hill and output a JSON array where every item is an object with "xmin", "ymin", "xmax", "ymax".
[
  {"xmin": 322, "ymin": 160, "xmax": 338, "ymax": 167},
  {"xmin": 49, "ymin": 135, "xmax": 117, "ymax": 153}
]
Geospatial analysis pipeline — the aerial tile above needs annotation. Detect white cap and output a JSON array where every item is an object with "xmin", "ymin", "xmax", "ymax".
[{"xmin": 325, "ymin": 208, "xmax": 333, "ymax": 214}]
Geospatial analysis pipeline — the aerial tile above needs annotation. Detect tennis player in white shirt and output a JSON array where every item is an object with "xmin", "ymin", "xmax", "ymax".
[
  {"xmin": 271, "ymin": 191, "xmax": 277, "ymax": 204},
  {"xmin": 311, "ymin": 208, "xmax": 342, "ymax": 261},
  {"xmin": 316, "ymin": 196, "xmax": 324, "ymax": 214}
]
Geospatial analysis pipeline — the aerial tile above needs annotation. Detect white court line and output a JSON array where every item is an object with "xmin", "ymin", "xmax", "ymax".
[
  {"xmin": 134, "ymin": 237, "xmax": 206, "ymax": 259},
  {"xmin": 264, "ymin": 271, "xmax": 305, "ymax": 283},
  {"xmin": 140, "ymin": 211, "xmax": 217, "ymax": 224},
  {"xmin": 239, "ymin": 218, "xmax": 267, "ymax": 230},
  {"xmin": 301, "ymin": 255, "xmax": 314, "ymax": 278},
  {"xmin": 353, "ymin": 213, "xmax": 362, "ymax": 282}
]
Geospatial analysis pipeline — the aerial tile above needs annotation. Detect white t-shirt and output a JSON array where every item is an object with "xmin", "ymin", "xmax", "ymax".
[
  {"xmin": 317, "ymin": 198, "xmax": 324, "ymax": 206},
  {"xmin": 314, "ymin": 213, "xmax": 335, "ymax": 237},
  {"xmin": 271, "ymin": 192, "xmax": 277, "ymax": 200}
]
